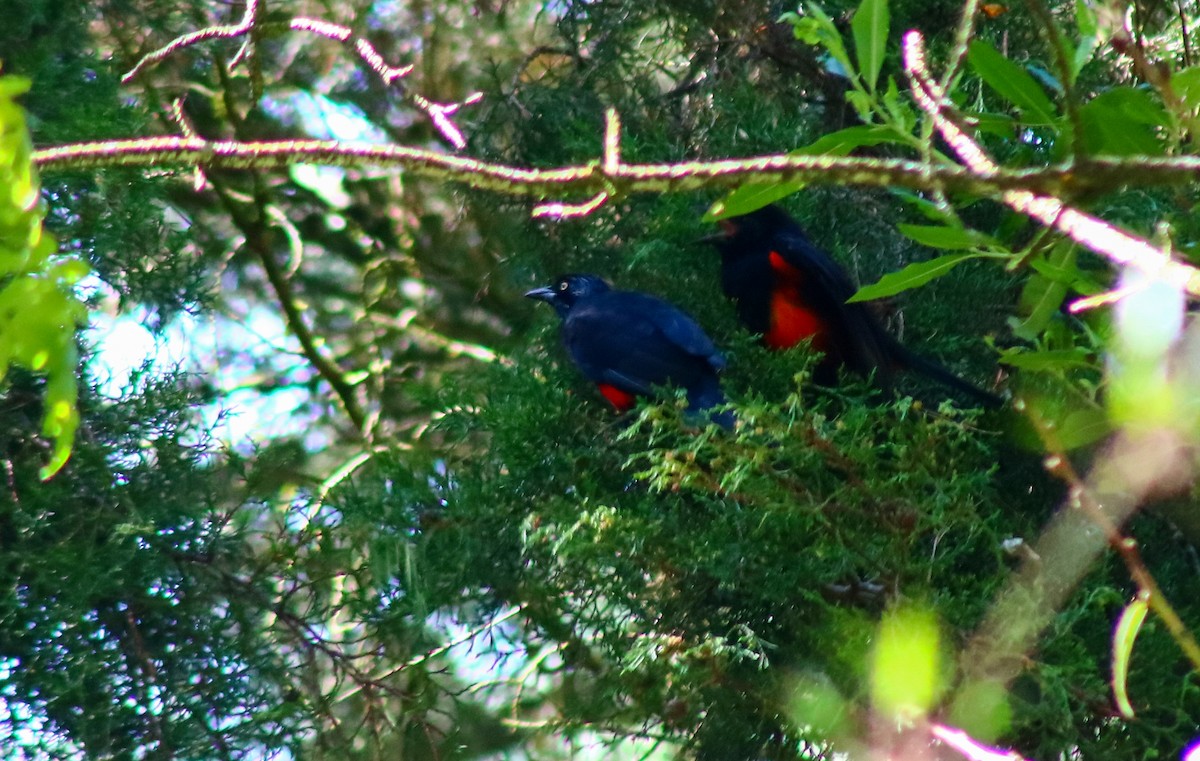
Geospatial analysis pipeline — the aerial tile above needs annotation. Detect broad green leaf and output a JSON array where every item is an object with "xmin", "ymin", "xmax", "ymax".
[
  {"xmin": 851, "ymin": 0, "xmax": 889, "ymax": 92},
  {"xmin": 881, "ymin": 75, "xmax": 915, "ymax": 131},
  {"xmin": 898, "ymin": 223, "xmax": 1000, "ymax": 249},
  {"xmin": 707, "ymin": 183, "xmax": 808, "ymax": 221},
  {"xmin": 1056, "ymin": 407, "xmax": 1112, "ymax": 450},
  {"xmin": 1112, "ymin": 594, "xmax": 1149, "ymax": 719},
  {"xmin": 997, "ymin": 347, "xmax": 1093, "ymax": 370},
  {"xmin": 1027, "ymin": 247, "xmax": 1104, "ymax": 294},
  {"xmin": 785, "ymin": 673, "xmax": 851, "ymax": 738},
  {"xmin": 973, "ymin": 111, "xmax": 1018, "ymax": 138},
  {"xmin": 848, "ymin": 253, "xmax": 982, "ymax": 302},
  {"xmin": 0, "ymin": 74, "xmax": 87, "ymax": 480},
  {"xmin": 802, "ymin": 124, "xmax": 904, "ymax": 155},
  {"xmin": 948, "ymin": 679, "xmax": 1011, "ymax": 743},
  {"xmin": 1079, "ymin": 87, "xmax": 1169, "ymax": 156},
  {"xmin": 890, "ymin": 189, "xmax": 958, "ymax": 224},
  {"xmin": 1014, "ymin": 242, "xmax": 1076, "ymax": 339},
  {"xmin": 784, "ymin": 5, "xmax": 853, "ymax": 76},
  {"xmin": 968, "ymin": 40, "xmax": 1059, "ymax": 126},
  {"xmin": 707, "ymin": 125, "xmax": 903, "ymax": 219},
  {"xmin": 1172, "ymin": 66, "xmax": 1200, "ymax": 113},
  {"xmin": 1073, "ymin": 0, "xmax": 1100, "ymax": 78},
  {"xmin": 0, "ymin": 75, "xmax": 31, "ymax": 98},
  {"xmin": 871, "ymin": 607, "xmax": 942, "ymax": 719},
  {"xmin": 845, "ymin": 90, "xmax": 874, "ymax": 121}
]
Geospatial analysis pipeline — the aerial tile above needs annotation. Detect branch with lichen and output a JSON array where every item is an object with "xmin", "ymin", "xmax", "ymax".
[{"xmin": 32, "ymin": 128, "xmax": 1200, "ymax": 297}]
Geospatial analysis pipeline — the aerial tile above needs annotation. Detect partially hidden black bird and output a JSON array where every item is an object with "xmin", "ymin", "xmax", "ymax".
[
  {"xmin": 705, "ymin": 204, "xmax": 1002, "ymax": 407},
  {"xmin": 526, "ymin": 274, "xmax": 735, "ymax": 428}
]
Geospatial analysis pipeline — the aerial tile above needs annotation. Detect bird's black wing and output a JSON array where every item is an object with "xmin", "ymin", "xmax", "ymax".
[
  {"xmin": 770, "ymin": 226, "xmax": 895, "ymax": 380},
  {"xmin": 563, "ymin": 291, "xmax": 724, "ymax": 394}
]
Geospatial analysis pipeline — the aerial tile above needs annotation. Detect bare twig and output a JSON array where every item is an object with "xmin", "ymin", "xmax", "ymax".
[
  {"xmin": 532, "ymin": 192, "xmax": 610, "ymax": 219},
  {"xmin": 122, "ymin": 0, "xmax": 481, "ymax": 148},
  {"xmin": 286, "ymin": 17, "xmax": 414, "ymax": 84},
  {"xmin": 409, "ymin": 92, "xmax": 484, "ymax": 150},
  {"xmin": 334, "ymin": 604, "xmax": 526, "ymax": 705},
  {"xmin": 121, "ymin": 0, "xmax": 261, "ymax": 84},
  {"xmin": 168, "ymin": 97, "xmax": 209, "ymax": 191},
  {"xmin": 938, "ymin": 0, "xmax": 985, "ymax": 91}
]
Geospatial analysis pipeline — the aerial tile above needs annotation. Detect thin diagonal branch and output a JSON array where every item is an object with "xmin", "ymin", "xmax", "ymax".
[
  {"xmin": 254, "ymin": 221, "xmax": 368, "ymax": 434},
  {"xmin": 121, "ymin": 0, "xmax": 261, "ymax": 84},
  {"xmin": 121, "ymin": 1, "xmax": 480, "ymax": 148},
  {"xmin": 205, "ymin": 176, "xmax": 368, "ymax": 434}
]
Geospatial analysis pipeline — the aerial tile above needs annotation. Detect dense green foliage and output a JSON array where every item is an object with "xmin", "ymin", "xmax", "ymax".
[{"xmin": 2, "ymin": 0, "xmax": 1199, "ymax": 759}]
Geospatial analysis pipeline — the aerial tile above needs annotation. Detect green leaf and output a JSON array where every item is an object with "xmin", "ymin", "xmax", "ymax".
[
  {"xmin": 707, "ymin": 125, "xmax": 904, "ymax": 219},
  {"xmin": 1079, "ymin": 87, "xmax": 1169, "ymax": 156},
  {"xmin": 1056, "ymin": 407, "xmax": 1112, "ymax": 450},
  {"xmin": 1014, "ymin": 242, "xmax": 1076, "ymax": 339},
  {"xmin": 1112, "ymin": 594, "xmax": 1149, "ymax": 719},
  {"xmin": 871, "ymin": 607, "xmax": 942, "ymax": 719},
  {"xmin": 845, "ymin": 90, "xmax": 874, "ymax": 122},
  {"xmin": 802, "ymin": 124, "xmax": 903, "ymax": 155},
  {"xmin": 948, "ymin": 679, "xmax": 1011, "ymax": 743},
  {"xmin": 707, "ymin": 183, "xmax": 808, "ymax": 221},
  {"xmin": 881, "ymin": 75, "xmax": 915, "ymax": 131},
  {"xmin": 968, "ymin": 40, "xmax": 1059, "ymax": 126},
  {"xmin": 997, "ymin": 348, "xmax": 1093, "ymax": 370},
  {"xmin": 0, "ymin": 75, "xmax": 31, "ymax": 98},
  {"xmin": 890, "ymin": 189, "xmax": 958, "ymax": 224},
  {"xmin": 785, "ymin": 4, "xmax": 854, "ymax": 76},
  {"xmin": 785, "ymin": 673, "xmax": 851, "ymax": 738},
  {"xmin": 0, "ymin": 74, "xmax": 86, "ymax": 480},
  {"xmin": 972, "ymin": 111, "xmax": 1018, "ymax": 138},
  {"xmin": 851, "ymin": 0, "xmax": 889, "ymax": 92},
  {"xmin": 897, "ymin": 223, "xmax": 999, "ymax": 249},
  {"xmin": 848, "ymin": 253, "xmax": 982, "ymax": 302},
  {"xmin": 1172, "ymin": 66, "xmax": 1200, "ymax": 113},
  {"xmin": 1073, "ymin": 0, "xmax": 1100, "ymax": 78}
]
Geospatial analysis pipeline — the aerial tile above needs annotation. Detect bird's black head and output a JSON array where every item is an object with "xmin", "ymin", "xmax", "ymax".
[
  {"xmin": 525, "ymin": 273, "xmax": 612, "ymax": 317},
  {"xmin": 702, "ymin": 204, "xmax": 804, "ymax": 261}
]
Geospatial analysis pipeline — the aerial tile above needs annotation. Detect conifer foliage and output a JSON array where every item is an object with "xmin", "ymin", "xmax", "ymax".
[{"xmin": 4, "ymin": 0, "xmax": 1200, "ymax": 759}]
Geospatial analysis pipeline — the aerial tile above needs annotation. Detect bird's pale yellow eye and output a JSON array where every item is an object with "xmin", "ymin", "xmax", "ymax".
[{"xmin": 559, "ymin": 282, "xmax": 569, "ymax": 291}]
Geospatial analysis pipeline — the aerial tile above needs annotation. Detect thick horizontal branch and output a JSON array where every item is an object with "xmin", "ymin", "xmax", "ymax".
[{"xmin": 37, "ymin": 136, "xmax": 1200, "ymax": 200}]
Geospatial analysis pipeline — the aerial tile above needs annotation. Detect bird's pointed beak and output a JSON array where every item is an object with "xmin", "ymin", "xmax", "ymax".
[
  {"xmin": 524, "ymin": 286, "xmax": 556, "ymax": 302},
  {"xmin": 696, "ymin": 219, "xmax": 736, "ymax": 246}
]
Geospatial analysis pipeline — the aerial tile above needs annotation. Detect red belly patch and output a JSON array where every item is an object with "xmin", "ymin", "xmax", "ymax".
[
  {"xmin": 597, "ymin": 383, "xmax": 637, "ymax": 412},
  {"xmin": 765, "ymin": 292, "xmax": 827, "ymax": 350},
  {"xmin": 765, "ymin": 251, "xmax": 829, "ymax": 351}
]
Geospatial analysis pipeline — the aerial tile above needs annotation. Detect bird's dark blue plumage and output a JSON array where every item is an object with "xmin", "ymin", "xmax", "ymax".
[{"xmin": 526, "ymin": 274, "xmax": 734, "ymax": 428}]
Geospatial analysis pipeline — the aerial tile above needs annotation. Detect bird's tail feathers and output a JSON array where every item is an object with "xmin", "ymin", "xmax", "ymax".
[{"xmin": 894, "ymin": 344, "xmax": 1004, "ymax": 408}]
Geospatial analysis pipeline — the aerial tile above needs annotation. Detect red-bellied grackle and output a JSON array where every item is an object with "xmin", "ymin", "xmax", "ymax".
[{"xmin": 706, "ymin": 204, "xmax": 1001, "ymax": 407}]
